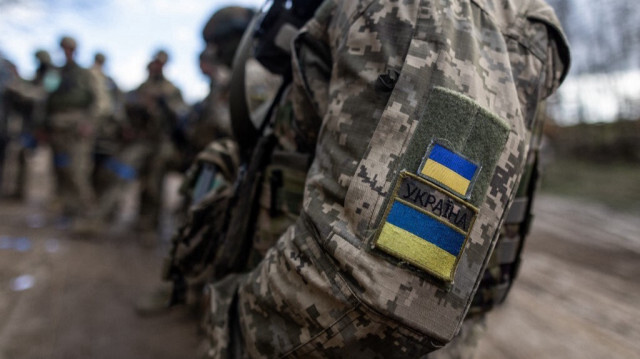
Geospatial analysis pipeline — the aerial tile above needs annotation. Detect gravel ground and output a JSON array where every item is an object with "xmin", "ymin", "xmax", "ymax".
[{"xmin": 1, "ymin": 147, "xmax": 638, "ymax": 359}]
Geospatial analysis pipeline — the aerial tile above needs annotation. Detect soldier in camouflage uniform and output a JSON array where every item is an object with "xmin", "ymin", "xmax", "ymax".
[
  {"xmin": 1, "ymin": 50, "xmax": 60, "ymax": 199},
  {"xmin": 0, "ymin": 52, "xmax": 19, "ymax": 192},
  {"xmin": 89, "ymin": 52, "xmax": 123, "ymax": 198},
  {"xmin": 136, "ymin": 7, "xmax": 258, "ymax": 315},
  {"xmin": 198, "ymin": 0, "xmax": 570, "ymax": 357},
  {"xmin": 96, "ymin": 50, "xmax": 187, "ymax": 232},
  {"xmin": 133, "ymin": 50, "xmax": 188, "ymax": 231},
  {"xmin": 45, "ymin": 36, "xmax": 97, "ymax": 221}
]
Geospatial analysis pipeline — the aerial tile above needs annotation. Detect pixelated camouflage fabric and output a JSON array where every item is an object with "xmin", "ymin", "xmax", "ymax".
[{"xmin": 206, "ymin": 0, "xmax": 569, "ymax": 357}]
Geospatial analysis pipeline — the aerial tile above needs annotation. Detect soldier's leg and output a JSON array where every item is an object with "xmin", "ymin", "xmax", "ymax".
[
  {"xmin": 67, "ymin": 134, "xmax": 96, "ymax": 215},
  {"xmin": 97, "ymin": 143, "xmax": 148, "ymax": 222},
  {"xmin": 12, "ymin": 131, "xmax": 37, "ymax": 199},
  {"xmin": 14, "ymin": 146, "xmax": 27, "ymax": 199},
  {"xmin": 138, "ymin": 140, "xmax": 174, "ymax": 231},
  {"xmin": 48, "ymin": 127, "xmax": 75, "ymax": 216},
  {"xmin": 138, "ymin": 161, "xmax": 162, "ymax": 231}
]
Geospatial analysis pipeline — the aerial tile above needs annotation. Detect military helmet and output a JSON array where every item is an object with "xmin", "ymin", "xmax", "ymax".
[
  {"xmin": 60, "ymin": 36, "xmax": 77, "ymax": 50},
  {"xmin": 202, "ymin": 6, "xmax": 254, "ymax": 67},
  {"xmin": 202, "ymin": 7, "xmax": 253, "ymax": 44},
  {"xmin": 34, "ymin": 50, "xmax": 52, "ymax": 64},
  {"xmin": 153, "ymin": 49, "xmax": 169, "ymax": 65},
  {"xmin": 94, "ymin": 52, "xmax": 106, "ymax": 65},
  {"xmin": 199, "ymin": 46, "xmax": 218, "ymax": 65}
]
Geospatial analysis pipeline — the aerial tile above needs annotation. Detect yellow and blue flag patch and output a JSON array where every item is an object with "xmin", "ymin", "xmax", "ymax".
[
  {"xmin": 374, "ymin": 172, "xmax": 477, "ymax": 282},
  {"xmin": 420, "ymin": 143, "xmax": 479, "ymax": 198}
]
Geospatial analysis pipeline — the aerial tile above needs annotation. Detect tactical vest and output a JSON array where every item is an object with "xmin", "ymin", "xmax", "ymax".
[{"xmin": 46, "ymin": 62, "xmax": 94, "ymax": 115}]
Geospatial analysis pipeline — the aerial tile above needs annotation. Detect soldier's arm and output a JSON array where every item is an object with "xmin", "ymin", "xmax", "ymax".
[{"xmin": 206, "ymin": 0, "xmax": 570, "ymax": 356}]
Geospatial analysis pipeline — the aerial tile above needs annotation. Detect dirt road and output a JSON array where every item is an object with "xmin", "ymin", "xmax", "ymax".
[
  {"xmin": 476, "ymin": 195, "xmax": 640, "ymax": 359},
  {"xmin": 0, "ymin": 200, "xmax": 201, "ymax": 359},
  {"xmin": 0, "ymin": 149, "xmax": 638, "ymax": 358},
  {"xmin": 0, "ymin": 149, "xmax": 200, "ymax": 359}
]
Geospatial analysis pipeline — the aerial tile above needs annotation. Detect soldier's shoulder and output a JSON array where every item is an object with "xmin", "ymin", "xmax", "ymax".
[
  {"xmin": 163, "ymin": 78, "xmax": 181, "ymax": 91},
  {"xmin": 161, "ymin": 78, "xmax": 183, "ymax": 98}
]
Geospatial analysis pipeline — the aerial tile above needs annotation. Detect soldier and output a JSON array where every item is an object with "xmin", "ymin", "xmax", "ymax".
[
  {"xmin": 127, "ymin": 50, "xmax": 186, "ymax": 232},
  {"xmin": 136, "ymin": 6, "xmax": 259, "ymax": 315},
  {"xmin": 0, "ymin": 50, "xmax": 58, "ymax": 198},
  {"xmin": 88, "ymin": 52, "xmax": 123, "ymax": 199},
  {"xmin": 197, "ymin": 0, "xmax": 571, "ymax": 358},
  {"xmin": 0, "ymin": 52, "xmax": 19, "ymax": 192},
  {"xmin": 92, "ymin": 50, "xmax": 187, "ymax": 235},
  {"xmin": 45, "ymin": 36, "xmax": 96, "ymax": 223}
]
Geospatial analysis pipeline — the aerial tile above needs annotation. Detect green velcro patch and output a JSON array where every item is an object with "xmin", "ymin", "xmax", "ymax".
[{"xmin": 399, "ymin": 87, "xmax": 510, "ymax": 207}]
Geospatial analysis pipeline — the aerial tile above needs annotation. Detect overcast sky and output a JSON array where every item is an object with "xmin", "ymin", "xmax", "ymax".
[{"xmin": 0, "ymin": 0, "xmax": 263, "ymax": 103}]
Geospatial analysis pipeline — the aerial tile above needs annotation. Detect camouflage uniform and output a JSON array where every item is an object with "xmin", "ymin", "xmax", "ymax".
[
  {"xmin": 203, "ymin": 0, "xmax": 570, "ymax": 358},
  {"xmin": 46, "ymin": 37, "xmax": 97, "ymax": 218},
  {"xmin": 97, "ymin": 50, "xmax": 186, "ymax": 230},
  {"xmin": 89, "ymin": 52, "xmax": 123, "ymax": 198},
  {"xmin": 160, "ymin": 7, "xmax": 273, "ymax": 309},
  {"xmin": 136, "ymin": 55, "xmax": 186, "ymax": 230},
  {"xmin": 0, "ymin": 50, "xmax": 59, "ymax": 198}
]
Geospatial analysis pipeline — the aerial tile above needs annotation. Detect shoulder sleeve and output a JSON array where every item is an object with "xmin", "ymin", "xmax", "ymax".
[
  {"xmin": 290, "ymin": 0, "xmax": 336, "ymax": 151},
  {"xmin": 526, "ymin": 0, "xmax": 571, "ymax": 98}
]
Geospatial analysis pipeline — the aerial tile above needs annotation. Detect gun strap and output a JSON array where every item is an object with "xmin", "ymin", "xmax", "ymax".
[
  {"xmin": 230, "ymin": 11, "xmax": 293, "ymax": 162},
  {"xmin": 229, "ymin": 15, "xmax": 261, "ymax": 160},
  {"xmin": 213, "ymin": 133, "xmax": 279, "ymax": 276}
]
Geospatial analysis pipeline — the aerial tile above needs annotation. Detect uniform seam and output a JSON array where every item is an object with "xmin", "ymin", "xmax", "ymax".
[{"xmin": 279, "ymin": 305, "xmax": 360, "ymax": 358}]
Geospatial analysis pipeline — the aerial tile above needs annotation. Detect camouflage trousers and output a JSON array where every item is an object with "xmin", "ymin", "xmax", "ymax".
[
  {"xmin": 48, "ymin": 113, "xmax": 96, "ymax": 217},
  {"xmin": 203, "ymin": 219, "xmax": 487, "ymax": 359}
]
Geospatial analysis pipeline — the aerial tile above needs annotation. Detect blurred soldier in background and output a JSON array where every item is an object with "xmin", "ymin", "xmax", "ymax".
[
  {"xmin": 4, "ymin": 50, "xmax": 59, "ymax": 199},
  {"xmin": 45, "ymin": 36, "xmax": 96, "ymax": 224},
  {"xmin": 133, "ymin": 50, "xmax": 187, "ymax": 233},
  {"xmin": 0, "ymin": 50, "xmax": 59, "ymax": 199},
  {"xmin": 97, "ymin": 50, "xmax": 186, "ymax": 233},
  {"xmin": 88, "ymin": 52, "xmax": 123, "ymax": 199}
]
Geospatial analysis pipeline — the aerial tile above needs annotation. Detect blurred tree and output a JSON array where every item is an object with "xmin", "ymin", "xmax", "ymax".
[
  {"xmin": 546, "ymin": 0, "xmax": 640, "ymax": 123},
  {"xmin": 547, "ymin": 0, "xmax": 640, "ymax": 75}
]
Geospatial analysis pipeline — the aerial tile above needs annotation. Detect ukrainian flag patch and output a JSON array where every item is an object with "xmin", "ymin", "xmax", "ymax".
[
  {"xmin": 420, "ymin": 143, "xmax": 479, "ymax": 199},
  {"xmin": 374, "ymin": 172, "xmax": 477, "ymax": 283}
]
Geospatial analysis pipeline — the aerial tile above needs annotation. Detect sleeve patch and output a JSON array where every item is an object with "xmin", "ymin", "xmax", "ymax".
[
  {"xmin": 420, "ymin": 143, "xmax": 479, "ymax": 199},
  {"xmin": 374, "ymin": 172, "xmax": 478, "ymax": 283}
]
